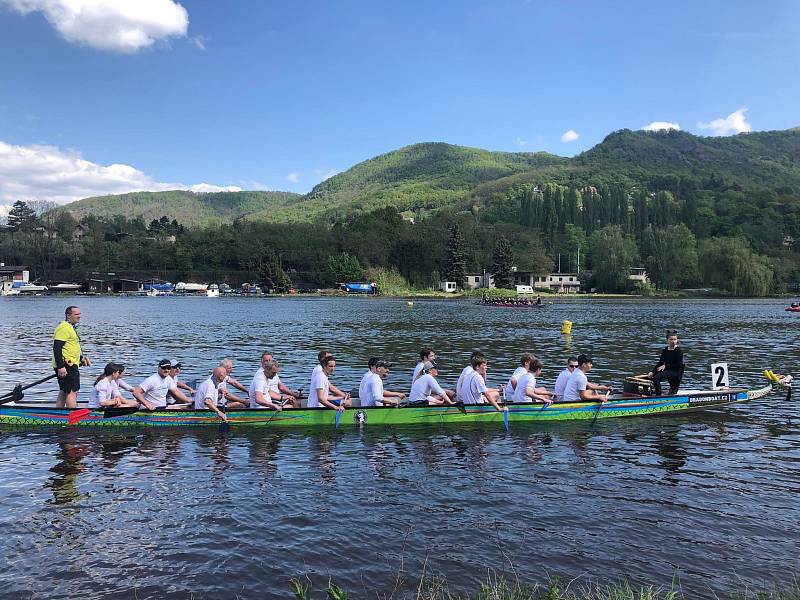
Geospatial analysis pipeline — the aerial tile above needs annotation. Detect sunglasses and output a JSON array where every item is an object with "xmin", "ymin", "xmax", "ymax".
[{"xmin": 568, "ymin": 364, "xmax": 578, "ymax": 368}]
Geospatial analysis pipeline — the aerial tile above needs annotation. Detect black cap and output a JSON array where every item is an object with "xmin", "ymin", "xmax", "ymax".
[{"xmin": 158, "ymin": 359, "xmax": 171, "ymax": 368}]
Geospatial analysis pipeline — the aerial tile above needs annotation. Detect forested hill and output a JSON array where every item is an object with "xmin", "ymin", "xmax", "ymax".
[
  {"xmin": 60, "ymin": 129, "xmax": 800, "ymax": 225},
  {"xmin": 63, "ymin": 190, "xmax": 302, "ymax": 227},
  {"xmin": 257, "ymin": 142, "xmax": 567, "ymax": 221},
  {"xmin": 575, "ymin": 128, "xmax": 800, "ymax": 189}
]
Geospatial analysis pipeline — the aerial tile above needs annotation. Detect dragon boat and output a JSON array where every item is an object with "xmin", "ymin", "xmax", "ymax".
[{"xmin": 0, "ymin": 379, "xmax": 788, "ymax": 429}]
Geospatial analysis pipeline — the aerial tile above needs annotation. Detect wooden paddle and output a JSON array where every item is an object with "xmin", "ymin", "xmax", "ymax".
[
  {"xmin": 591, "ymin": 390, "xmax": 611, "ymax": 427},
  {"xmin": 0, "ymin": 373, "xmax": 58, "ymax": 406}
]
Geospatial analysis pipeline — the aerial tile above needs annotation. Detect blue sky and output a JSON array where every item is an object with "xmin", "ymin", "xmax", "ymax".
[{"xmin": 0, "ymin": 0, "xmax": 798, "ymax": 207}]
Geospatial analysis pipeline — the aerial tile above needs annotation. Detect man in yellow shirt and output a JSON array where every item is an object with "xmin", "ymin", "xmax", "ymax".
[{"xmin": 52, "ymin": 306, "xmax": 91, "ymax": 408}]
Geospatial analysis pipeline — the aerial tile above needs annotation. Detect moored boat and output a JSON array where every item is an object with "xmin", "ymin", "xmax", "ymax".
[
  {"xmin": 0, "ymin": 382, "xmax": 783, "ymax": 429},
  {"xmin": 8, "ymin": 281, "xmax": 48, "ymax": 294}
]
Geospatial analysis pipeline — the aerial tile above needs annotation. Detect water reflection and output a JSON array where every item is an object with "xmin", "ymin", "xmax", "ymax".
[{"xmin": 47, "ymin": 438, "xmax": 90, "ymax": 506}]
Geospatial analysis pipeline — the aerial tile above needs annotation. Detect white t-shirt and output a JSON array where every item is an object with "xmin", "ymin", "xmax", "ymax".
[
  {"xmin": 194, "ymin": 377, "xmax": 220, "ymax": 410},
  {"xmin": 361, "ymin": 372, "xmax": 385, "ymax": 407},
  {"xmin": 456, "ymin": 366, "xmax": 474, "ymax": 402},
  {"xmin": 410, "ymin": 373, "xmax": 445, "ymax": 403},
  {"xmin": 553, "ymin": 368, "xmax": 572, "ymax": 400},
  {"xmin": 461, "ymin": 370, "xmax": 488, "ymax": 405},
  {"xmin": 309, "ymin": 367, "xmax": 329, "ymax": 408},
  {"xmin": 267, "ymin": 374, "xmax": 281, "ymax": 395},
  {"xmin": 89, "ymin": 377, "xmax": 119, "ymax": 409},
  {"xmin": 412, "ymin": 361, "xmax": 425, "ymax": 385},
  {"xmin": 563, "ymin": 369, "xmax": 588, "ymax": 402},
  {"xmin": 512, "ymin": 372, "xmax": 537, "ymax": 403},
  {"xmin": 249, "ymin": 368, "xmax": 269, "ymax": 408},
  {"xmin": 505, "ymin": 366, "xmax": 528, "ymax": 398},
  {"xmin": 358, "ymin": 370, "xmax": 373, "ymax": 403},
  {"xmin": 138, "ymin": 373, "xmax": 172, "ymax": 408}
]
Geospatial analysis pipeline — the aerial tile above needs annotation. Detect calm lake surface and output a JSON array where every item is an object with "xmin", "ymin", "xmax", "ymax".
[{"xmin": 1, "ymin": 296, "xmax": 798, "ymax": 599}]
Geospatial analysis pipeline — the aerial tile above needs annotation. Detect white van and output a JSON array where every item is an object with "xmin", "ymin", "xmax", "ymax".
[{"xmin": 515, "ymin": 285, "xmax": 534, "ymax": 294}]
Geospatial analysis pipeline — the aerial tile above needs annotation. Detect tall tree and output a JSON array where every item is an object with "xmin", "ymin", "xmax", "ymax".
[
  {"xmin": 7, "ymin": 200, "xmax": 38, "ymax": 231},
  {"xmin": 258, "ymin": 248, "xmax": 292, "ymax": 292},
  {"xmin": 491, "ymin": 236, "xmax": 514, "ymax": 289},
  {"xmin": 443, "ymin": 222, "xmax": 467, "ymax": 289}
]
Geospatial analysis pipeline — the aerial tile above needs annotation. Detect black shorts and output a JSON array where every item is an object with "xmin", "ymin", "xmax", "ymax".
[{"xmin": 55, "ymin": 365, "xmax": 80, "ymax": 393}]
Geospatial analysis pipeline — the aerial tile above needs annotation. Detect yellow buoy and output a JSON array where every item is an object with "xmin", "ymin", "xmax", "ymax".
[{"xmin": 561, "ymin": 320, "xmax": 573, "ymax": 335}]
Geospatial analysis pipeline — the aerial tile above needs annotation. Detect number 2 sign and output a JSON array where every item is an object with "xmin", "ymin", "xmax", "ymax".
[{"xmin": 711, "ymin": 363, "xmax": 729, "ymax": 390}]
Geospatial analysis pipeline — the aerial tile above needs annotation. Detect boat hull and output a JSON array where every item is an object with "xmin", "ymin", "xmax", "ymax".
[{"xmin": 0, "ymin": 385, "xmax": 773, "ymax": 429}]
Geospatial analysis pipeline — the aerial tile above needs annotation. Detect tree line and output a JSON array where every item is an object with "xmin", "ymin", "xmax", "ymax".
[{"xmin": 1, "ymin": 181, "xmax": 797, "ymax": 296}]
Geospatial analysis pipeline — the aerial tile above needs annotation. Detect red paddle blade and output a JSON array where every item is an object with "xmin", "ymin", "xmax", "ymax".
[{"xmin": 68, "ymin": 408, "xmax": 91, "ymax": 425}]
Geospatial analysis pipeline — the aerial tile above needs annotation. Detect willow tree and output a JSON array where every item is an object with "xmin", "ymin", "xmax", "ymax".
[
  {"xmin": 588, "ymin": 225, "xmax": 639, "ymax": 292},
  {"xmin": 699, "ymin": 237, "xmax": 773, "ymax": 296}
]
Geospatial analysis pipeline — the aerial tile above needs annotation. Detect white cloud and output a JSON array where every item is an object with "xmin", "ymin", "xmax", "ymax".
[
  {"xmin": 286, "ymin": 172, "xmax": 300, "ymax": 183},
  {"xmin": 2, "ymin": 0, "xmax": 189, "ymax": 53},
  {"xmin": 516, "ymin": 137, "xmax": 528, "ymax": 147},
  {"xmin": 560, "ymin": 129, "xmax": 579, "ymax": 143},
  {"xmin": 698, "ymin": 107, "xmax": 752, "ymax": 136},
  {"xmin": 0, "ymin": 139, "xmax": 240, "ymax": 206},
  {"xmin": 189, "ymin": 183, "xmax": 242, "ymax": 193},
  {"xmin": 643, "ymin": 121, "xmax": 681, "ymax": 132}
]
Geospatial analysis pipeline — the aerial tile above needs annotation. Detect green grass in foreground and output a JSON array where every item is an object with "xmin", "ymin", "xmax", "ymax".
[{"xmin": 288, "ymin": 575, "xmax": 800, "ymax": 600}]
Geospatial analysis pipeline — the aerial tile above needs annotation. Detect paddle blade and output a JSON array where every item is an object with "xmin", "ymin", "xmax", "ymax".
[
  {"xmin": 503, "ymin": 409, "xmax": 509, "ymax": 432},
  {"xmin": 68, "ymin": 408, "xmax": 91, "ymax": 425},
  {"xmin": 454, "ymin": 402, "xmax": 467, "ymax": 415},
  {"xmin": 335, "ymin": 409, "xmax": 342, "ymax": 429}
]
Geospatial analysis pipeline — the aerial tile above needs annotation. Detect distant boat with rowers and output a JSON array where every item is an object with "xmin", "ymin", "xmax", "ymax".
[{"xmin": 0, "ymin": 377, "xmax": 789, "ymax": 430}]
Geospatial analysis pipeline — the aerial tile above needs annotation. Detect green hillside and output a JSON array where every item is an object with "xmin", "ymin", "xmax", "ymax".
[
  {"xmin": 60, "ymin": 129, "xmax": 800, "ymax": 226},
  {"xmin": 248, "ymin": 142, "xmax": 567, "ymax": 222},
  {"xmin": 63, "ymin": 190, "xmax": 302, "ymax": 226}
]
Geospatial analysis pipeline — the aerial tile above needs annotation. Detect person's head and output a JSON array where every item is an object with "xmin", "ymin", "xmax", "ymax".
[
  {"xmin": 576, "ymin": 354, "xmax": 593, "ymax": 371},
  {"xmin": 170, "ymin": 359, "xmax": 182, "ymax": 374},
  {"xmin": 566, "ymin": 356, "xmax": 578, "ymax": 371},
  {"xmin": 65, "ymin": 305, "xmax": 81, "ymax": 325},
  {"xmin": 212, "ymin": 366, "xmax": 227, "ymax": 383},
  {"xmin": 471, "ymin": 355, "xmax": 488, "ymax": 375},
  {"xmin": 112, "ymin": 363, "xmax": 125, "ymax": 379},
  {"xmin": 520, "ymin": 353, "xmax": 535, "ymax": 368},
  {"xmin": 102, "ymin": 362, "xmax": 117, "ymax": 378},
  {"xmin": 158, "ymin": 359, "xmax": 172, "ymax": 376},
  {"xmin": 321, "ymin": 355, "xmax": 336, "ymax": 374},
  {"xmin": 530, "ymin": 358, "xmax": 544, "ymax": 375},
  {"xmin": 318, "ymin": 350, "xmax": 332, "ymax": 364},
  {"xmin": 666, "ymin": 329, "xmax": 678, "ymax": 348},
  {"xmin": 470, "ymin": 350, "xmax": 486, "ymax": 365},
  {"xmin": 366, "ymin": 357, "xmax": 380, "ymax": 372},
  {"xmin": 419, "ymin": 348, "xmax": 435, "ymax": 362},
  {"xmin": 376, "ymin": 359, "xmax": 392, "ymax": 379},
  {"xmin": 423, "ymin": 360, "xmax": 438, "ymax": 376},
  {"xmin": 265, "ymin": 359, "xmax": 280, "ymax": 377},
  {"xmin": 219, "ymin": 358, "xmax": 233, "ymax": 374},
  {"xmin": 261, "ymin": 352, "xmax": 274, "ymax": 368}
]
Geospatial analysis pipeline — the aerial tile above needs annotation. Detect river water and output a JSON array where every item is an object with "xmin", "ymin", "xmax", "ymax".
[{"xmin": 1, "ymin": 296, "xmax": 798, "ymax": 599}]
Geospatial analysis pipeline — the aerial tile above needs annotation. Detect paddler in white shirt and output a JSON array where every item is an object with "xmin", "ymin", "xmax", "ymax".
[
  {"xmin": 505, "ymin": 353, "xmax": 534, "ymax": 398},
  {"xmin": 409, "ymin": 360, "xmax": 455, "ymax": 405},
  {"xmin": 460, "ymin": 355, "xmax": 504, "ymax": 411},
  {"xmin": 360, "ymin": 359, "xmax": 406, "ymax": 407},
  {"xmin": 456, "ymin": 350, "xmax": 486, "ymax": 403},
  {"xmin": 218, "ymin": 358, "xmax": 249, "ymax": 408},
  {"xmin": 132, "ymin": 359, "xmax": 191, "ymax": 411},
  {"xmin": 309, "ymin": 355, "xmax": 350, "ymax": 410},
  {"xmin": 194, "ymin": 366, "xmax": 228, "ymax": 422},
  {"xmin": 412, "ymin": 348, "xmax": 437, "ymax": 385},
  {"xmin": 511, "ymin": 358, "xmax": 551, "ymax": 404}
]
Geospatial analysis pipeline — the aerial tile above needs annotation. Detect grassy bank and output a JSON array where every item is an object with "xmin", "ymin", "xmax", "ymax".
[{"xmin": 288, "ymin": 575, "xmax": 800, "ymax": 600}]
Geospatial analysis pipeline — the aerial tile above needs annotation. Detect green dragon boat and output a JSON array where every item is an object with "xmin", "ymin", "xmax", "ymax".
[{"xmin": 0, "ymin": 382, "xmax": 785, "ymax": 429}]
